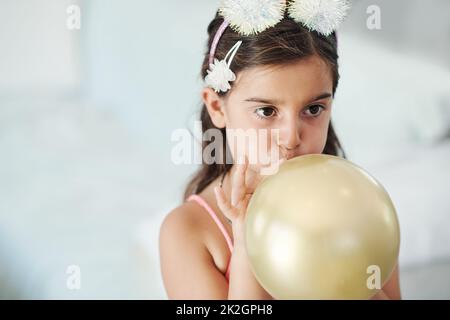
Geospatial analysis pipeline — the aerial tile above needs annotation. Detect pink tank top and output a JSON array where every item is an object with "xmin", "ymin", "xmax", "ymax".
[{"xmin": 187, "ymin": 194, "xmax": 234, "ymax": 282}]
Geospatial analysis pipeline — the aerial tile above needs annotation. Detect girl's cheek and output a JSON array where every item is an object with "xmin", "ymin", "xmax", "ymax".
[{"xmin": 304, "ymin": 124, "xmax": 329, "ymax": 154}]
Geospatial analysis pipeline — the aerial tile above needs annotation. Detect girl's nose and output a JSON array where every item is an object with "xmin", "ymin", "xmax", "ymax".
[{"xmin": 278, "ymin": 117, "xmax": 301, "ymax": 153}]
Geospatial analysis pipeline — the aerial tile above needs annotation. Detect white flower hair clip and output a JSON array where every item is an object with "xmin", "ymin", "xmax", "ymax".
[
  {"xmin": 204, "ymin": 0, "xmax": 351, "ymax": 93},
  {"xmin": 205, "ymin": 40, "xmax": 243, "ymax": 93}
]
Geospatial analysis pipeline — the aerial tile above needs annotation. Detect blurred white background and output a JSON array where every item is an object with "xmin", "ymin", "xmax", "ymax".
[{"xmin": 0, "ymin": 0, "xmax": 449, "ymax": 299}]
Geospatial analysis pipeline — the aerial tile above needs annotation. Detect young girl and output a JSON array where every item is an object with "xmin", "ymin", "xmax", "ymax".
[{"xmin": 159, "ymin": 3, "xmax": 401, "ymax": 300}]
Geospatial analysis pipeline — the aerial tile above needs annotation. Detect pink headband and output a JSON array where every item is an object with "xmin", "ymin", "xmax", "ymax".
[{"xmin": 208, "ymin": 20, "xmax": 229, "ymax": 66}]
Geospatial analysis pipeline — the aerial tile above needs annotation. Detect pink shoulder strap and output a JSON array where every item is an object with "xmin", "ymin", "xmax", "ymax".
[
  {"xmin": 187, "ymin": 194, "xmax": 233, "ymax": 281},
  {"xmin": 187, "ymin": 194, "xmax": 234, "ymax": 253}
]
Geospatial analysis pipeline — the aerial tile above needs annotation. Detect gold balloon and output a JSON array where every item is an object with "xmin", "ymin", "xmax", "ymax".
[{"xmin": 245, "ymin": 154, "xmax": 400, "ymax": 300}]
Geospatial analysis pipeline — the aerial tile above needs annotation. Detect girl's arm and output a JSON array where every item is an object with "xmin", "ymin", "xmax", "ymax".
[{"xmin": 226, "ymin": 240, "xmax": 273, "ymax": 299}]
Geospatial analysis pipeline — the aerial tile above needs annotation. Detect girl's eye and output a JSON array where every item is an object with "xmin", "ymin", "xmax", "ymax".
[
  {"xmin": 304, "ymin": 105, "xmax": 325, "ymax": 117},
  {"xmin": 255, "ymin": 107, "xmax": 276, "ymax": 119}
]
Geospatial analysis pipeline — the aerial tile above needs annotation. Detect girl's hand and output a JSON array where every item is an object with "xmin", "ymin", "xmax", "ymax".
[{"xmin": 214, "ymin": 155, "xmax": 285, "ymax": 245}]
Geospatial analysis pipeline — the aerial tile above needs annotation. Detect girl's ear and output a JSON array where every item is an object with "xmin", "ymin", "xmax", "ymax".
[{"xmin": 202, "ymin": 87, "xmax": 226, "ymax": 129}]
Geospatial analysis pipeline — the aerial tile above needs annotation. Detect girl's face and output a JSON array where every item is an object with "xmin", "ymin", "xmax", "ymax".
[{"xmin": 203, "ymin": 55, "xmax": 334, "ymax": 170}]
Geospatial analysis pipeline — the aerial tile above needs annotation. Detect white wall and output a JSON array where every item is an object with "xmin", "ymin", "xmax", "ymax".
[
  {"xmin": 0, "ymin": 0, "xmax": 81, "ymax": 94},
  {"xmin": 80, "ymin": 1, "xmax": 224, "ymax": 200},
  {"xmin": 340, "ymin": 0, "xmax": 450, "ymax": 68}
]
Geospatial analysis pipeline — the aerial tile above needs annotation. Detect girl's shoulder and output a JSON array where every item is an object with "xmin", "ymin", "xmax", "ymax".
[
  {"xmin": 160, "ymin": 191, "xmax": 223, "ymax": 242},
  {"xmin": 159, "ymin": 199, "xmax": 232, "ymax": 276},
  {"xmin": 160, "ymin": 201, "xmax": 207, "ymax": 244}
]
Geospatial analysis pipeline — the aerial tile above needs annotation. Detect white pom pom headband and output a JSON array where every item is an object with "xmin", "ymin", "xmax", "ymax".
[
  {"xmin": 288, "ymin": 0, "xmax": 351, "ymax": 36},
  {"xmin": 205, "ymin": 0, "xmax": 351, "ymax": 93},
  {"xmin": 219, "ymin": 0, "xmax": 287, "ymax": 36}
]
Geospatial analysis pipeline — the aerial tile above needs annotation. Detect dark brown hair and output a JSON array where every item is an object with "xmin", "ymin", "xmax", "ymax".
[{"xmin": 183, "ymin": 12, "xmax": 346, "ymax": 200}]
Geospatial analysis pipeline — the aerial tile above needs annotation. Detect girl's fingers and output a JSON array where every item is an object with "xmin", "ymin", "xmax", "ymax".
[
  {"xmin": 215, "ymin": 155, "xmax": 288, "ymax": 224},
  {"xmin": 277, "ymin": 156, "xmax": 287, "ymax": 166},
  {"xmin": 231, "ymin": 155, "xmax": 248, "ymax": 207},
  {"xmin": 214, "ymin": 186, "xmax": 237, "ymax": 221},
  {"xmin": 246, "ymin": 156, "xmax": 287, "ymax": 193},
  {"xmin": 216, "ymin": 154, "xmax": 285, "ymax": 209},
  {"xmin": 272, "ymin": 156, "xmax": 287, "ymax": 172},
  {"xmin": 246, "ymin": 164, "xmax": 263, "ymax": 193},
  {"xmin": 240, "ymin": 193, "xmax": 252, "ymax": 212}
]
